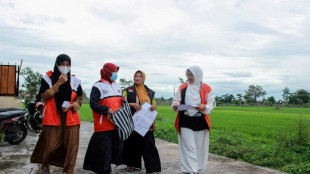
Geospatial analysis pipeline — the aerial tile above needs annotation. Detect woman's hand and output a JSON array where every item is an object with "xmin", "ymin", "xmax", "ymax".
[
  {"xmin": 107, "ymin": 108, "xmax": 113, "ymax": 119},
  {"xmin": 194, "ymin": 104, "xmax": 206, "ymax": 112},
  {"xmin": 172, "ymin": 103, "xmax": 179, "ymax": 111},
  {"xmin": 122, "ymin": 96, "xmax": 127, "ymax": 102},
  {"xmin": 150, "ymin": 105, "xmax": 156, "ymax": 111},
  {"xmin": 57, "ymin": 74, "xmax": 68, "ymax": 86},
  {"xmin": 130, "ymin": 103, "xmax": 141, "ymax": 111},
  {"xmin": 62, "ymin": 103, "xmax": 73, "ymax": 112}
]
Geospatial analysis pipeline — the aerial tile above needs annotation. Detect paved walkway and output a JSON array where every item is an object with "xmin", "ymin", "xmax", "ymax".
[{"xmin": 0, "ymin": 122, "xmax": 287, "ymax": 174}]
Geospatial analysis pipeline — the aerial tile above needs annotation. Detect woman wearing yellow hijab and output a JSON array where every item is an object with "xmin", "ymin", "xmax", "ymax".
[{"xmin": 122, "ymin": 70, "xmax": 161, "ymax": 174}]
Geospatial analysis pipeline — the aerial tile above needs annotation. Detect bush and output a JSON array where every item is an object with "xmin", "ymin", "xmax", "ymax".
[{"xmin": 154, "ymin": 122, "xmax": 178, "ymax": 143}]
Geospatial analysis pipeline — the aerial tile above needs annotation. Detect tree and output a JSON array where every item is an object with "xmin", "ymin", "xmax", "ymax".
[
  {"xmin": 178, "ymin": 78, "xmax": 185, "ymax": 84},
  {"xmin": 295, "ymin": 89, "xmax": 310, "ymax": 104},
  {"xmin": 266, "ymin": 96, "xmax": 276, "ymax": 104},
  {"xmin": 288, "ymin": 93, "xmax": 299, "ymax": 105},
  {"xmin": 282, "ymin": 87, "xmax": 290, "ymax": 102},
  {"xmin": 119, "ymin": 78, "xmax": 133, "ymax": 91},
  {"xmin": 236, "ymin": 94, "xmax": 243, "ymax": 101},
  {"xmin": 20, "ymin": 67, "xmax": 43, "ymax": 101},
  {"xmin": 244, "ymin": 85, "xmax": 266, "ymax": 103},
  {"xmin": 288, "ymin": 89, "xmax": 310, "ymax": 105},
  {"xmin": 222, "ymin": 93, "xmax": 235, "ymax": 103},
  {"xmin": 82, "ymin": 91, "xmax": 89, "ymax": 101}
]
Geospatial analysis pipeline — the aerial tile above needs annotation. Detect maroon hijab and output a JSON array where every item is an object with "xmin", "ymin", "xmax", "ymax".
[{"xmin": 100, "ymin": 63, "xmax": 119, "ymax": 83}]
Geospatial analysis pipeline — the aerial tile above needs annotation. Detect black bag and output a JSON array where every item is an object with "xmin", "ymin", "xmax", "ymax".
[{"xmin": 110, "ymin": 102, "xmax": 134, "ymax": 141}]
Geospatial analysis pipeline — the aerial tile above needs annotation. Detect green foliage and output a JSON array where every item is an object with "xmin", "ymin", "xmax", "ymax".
[
  {"xmin": 20, "ymin": 67, "xmax": 43, "ymax": 102},
  {"xmin": 178, "ymin": 78, "xmax": 185, "ymax": 84},
  {"xmin": 282, "ymin": 163, "xmax": 310, "ymax": 174},
  {"xmin": 289, "ymin": 89, "xmax": 310, "ymax": 105},
  {"xmin": 282, "ymin": 87, "xmax": 290, "ymax": 102},
  {"xmin": 0, "ymin": 133, "xmax": 4, "ymax": 143},
  {"xmin": 154, "ymin": 122, "xmax": 178, "ymax": 143},
  {"xmin": 266, "ymin": 96, "xmax": 276, "ymax": 104},
  {"xmin": 244, "ymin": 85, "xmax": 267, "ymax": 103},
  {"xmin": 216, "ymin": 93, "xmax": 235, "ymax": 104},
  {"xmin": 119, "ymin": 78, "xmax": 133, "ymax": 91},
  {"xmin": 82, "ymin": 91, "xmax": 89, "ymax": 101},
  {"xmin": 79, "ymin": 104, "xmax": 93, "ymax": 122}
]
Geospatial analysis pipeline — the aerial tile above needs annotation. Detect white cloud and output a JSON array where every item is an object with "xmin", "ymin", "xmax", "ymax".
[{"xmin": 1, "ymin": 0, "xmax": 310, "ymax": 100}]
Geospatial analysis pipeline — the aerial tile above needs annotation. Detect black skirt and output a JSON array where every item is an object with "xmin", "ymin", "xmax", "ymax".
[
  {"xmin": 83, "ymin": 130, "xmax": 123, "ymax": 174},
  {"xmin": 122, "ymin": 131, "xmax": 161, "ymax": 173}
]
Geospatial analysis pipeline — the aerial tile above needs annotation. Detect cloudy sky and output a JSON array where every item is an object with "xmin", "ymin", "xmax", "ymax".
[{"xmin": 1, "ymin": 0, "xmax": 309, "ymax": 100}]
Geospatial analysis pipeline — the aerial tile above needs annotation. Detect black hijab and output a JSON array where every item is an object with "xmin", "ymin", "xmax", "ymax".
[{"xmin": 50, "ymin": 54, "xmax": 72, "ymax": 110}]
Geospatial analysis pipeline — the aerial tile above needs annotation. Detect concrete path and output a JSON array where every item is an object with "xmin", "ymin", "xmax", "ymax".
[{"xmin": 0, "ymin": 122, "xmax": 287, "ymax": 174}]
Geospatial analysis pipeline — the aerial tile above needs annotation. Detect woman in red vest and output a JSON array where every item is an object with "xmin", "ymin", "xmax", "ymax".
[
  {"xmin": 31, "ymin": 54, "xmax": 83, "ymax": 174},
  {"xmin": 83, "ymin": 63, "xmax": 125, "ymax": 174},
  {"xmin": 172, "ymin": 65, "xmax": 216, "ymax": 174}
]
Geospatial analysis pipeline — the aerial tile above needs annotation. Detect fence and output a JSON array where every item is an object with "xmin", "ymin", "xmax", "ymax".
[{"xmin": 0, "ymin": 65, "xmax": 18, "ymax": 96}]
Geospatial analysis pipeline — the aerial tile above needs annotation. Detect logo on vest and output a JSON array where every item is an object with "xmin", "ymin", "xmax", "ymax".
[
  {"xmin": 128, "ymin": 88, "xmax": 133, "ymax": 92},
  {"xmin": 103, "ymin": 90, "xmax": 109, "ymax": 94}
]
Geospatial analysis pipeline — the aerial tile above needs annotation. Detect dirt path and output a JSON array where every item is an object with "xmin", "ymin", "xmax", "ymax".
[{"xmin": 0, "ymin": 122, "xmax": 287, "ymax": 174}]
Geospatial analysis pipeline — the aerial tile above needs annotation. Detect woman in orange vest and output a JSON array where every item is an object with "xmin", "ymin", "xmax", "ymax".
[
  {"xmin": 31, "ymin": 54, "xmax": 83, "ymax": 174},
  {"xmin": 122, "ymin": 70, "xmax": 161, "ymax": 174},
  {"xmin": 171, "ymin": 65, "xmax": 216, "ymax": 174},
  {"xmin": 83, "ymin": 62, "xmax": 125, "ymax": 174}
]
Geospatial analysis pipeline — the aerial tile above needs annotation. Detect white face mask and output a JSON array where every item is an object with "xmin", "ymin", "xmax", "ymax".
[{"xmin": 58, "ymin": 66, "xmax": 71, "ymax": 74}]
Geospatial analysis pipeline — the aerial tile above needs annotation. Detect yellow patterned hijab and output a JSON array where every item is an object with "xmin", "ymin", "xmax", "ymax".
[{"xmin": 134, "ymin": 70, "xmax": 150, "ymax": 104}]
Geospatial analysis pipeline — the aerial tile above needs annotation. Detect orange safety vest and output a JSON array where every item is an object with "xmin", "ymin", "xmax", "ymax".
[
  {"xmin": 175, "ymin": 82, "xmax": 212, "ymax": 134},
  {"xmin": 42, "ymin": 71, "xmax": 81, "ymax": 126},
  {"xmin": 92, "ymin": 79, "xmax": 122, "ymax": 132}
]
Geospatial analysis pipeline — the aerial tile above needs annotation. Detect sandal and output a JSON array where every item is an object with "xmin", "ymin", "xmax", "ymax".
[{"xmin": 126, "ymin": 166, "xmax": 135, "ymax": 172}]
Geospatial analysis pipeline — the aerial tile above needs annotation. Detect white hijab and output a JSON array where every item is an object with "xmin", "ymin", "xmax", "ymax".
[{"xmin": 185, "ymin": 65, "xmax": 203, "ymax": 115}]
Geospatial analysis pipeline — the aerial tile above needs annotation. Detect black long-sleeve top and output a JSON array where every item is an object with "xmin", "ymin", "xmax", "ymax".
[{"xmin": 89, "ymin": 86, "xmax": 110, "ymax": 115}]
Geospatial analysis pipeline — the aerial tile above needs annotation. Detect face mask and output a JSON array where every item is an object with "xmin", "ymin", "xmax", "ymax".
[
  {"xmin": 58, "ymin": 66, "xmax": 71, "ymax": 74},
  {"xmin": 110, "ymin": 72, "xmax": 118, "ymax": 81}
]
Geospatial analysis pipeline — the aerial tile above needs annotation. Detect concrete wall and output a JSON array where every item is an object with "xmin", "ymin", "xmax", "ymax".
[{"xmin": 0, "ymin": 96, "xmax": 22, "ymax": 108}]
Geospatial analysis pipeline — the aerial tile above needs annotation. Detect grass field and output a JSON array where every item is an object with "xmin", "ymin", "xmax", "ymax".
[{"xmin": 79, "ymin": 104, "xmax": 310, "ymax": 174}]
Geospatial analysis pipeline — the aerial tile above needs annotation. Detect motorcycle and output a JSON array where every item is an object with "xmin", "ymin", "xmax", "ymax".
[
  {"xmin": 0, "ymin": 108, "xmax": 28, "ymax": 145},
  {"xmin": 27, "ymin": 101, "xmax": 43, "ymax": 132}
]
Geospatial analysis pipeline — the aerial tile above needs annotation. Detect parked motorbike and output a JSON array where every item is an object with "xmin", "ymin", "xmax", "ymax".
[
  {"xmin": 0, "ymin": 108, "xmax": 28, "ymax": 145},
  {"xmin": 27, "ymin": 101, "xmax": 43, "ymax": 132}
]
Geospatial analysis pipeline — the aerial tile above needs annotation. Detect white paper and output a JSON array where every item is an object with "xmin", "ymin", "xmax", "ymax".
[
  {"xmin": 62, "ymin": 101, "xmax": 70, "ymax": 108},
  {"xmin": 176, "ymin": 104, "xmax": 197, "ymax": 111},
  {"xmin": 132, "ymin": 102, "xmax": 157, "ymax": 137}
]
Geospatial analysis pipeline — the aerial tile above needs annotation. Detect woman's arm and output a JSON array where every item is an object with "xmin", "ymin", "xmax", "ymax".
[
  {"xmin": 171, "ymin": 88, "xmax": 181, "ymax": 111},
  {"xmin": 123, "ymin": 90, "xmax": 141, "ymax": 111},
  {"xmin": 150, "ymin": 97, "xmax": 157, "ymax": 111},
  {"xmin": 40, "ymin": 74, "xmax": 68, "ymax": 102},
  {"xmin": 70, "ymin": 84, "xmax": 83, "ymax": 112},
  {"xmin": 201, "ymin": 90, "xmax": 216, "ymax": 115},
  {"xmin": 89, "ymin": 86, "xmax": 111, "ymax": 115}
]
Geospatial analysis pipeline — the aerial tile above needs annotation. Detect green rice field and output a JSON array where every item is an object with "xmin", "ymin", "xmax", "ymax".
[{"xmin": 79, "ymin": 105, "xmax": 310, "ymax": 174}]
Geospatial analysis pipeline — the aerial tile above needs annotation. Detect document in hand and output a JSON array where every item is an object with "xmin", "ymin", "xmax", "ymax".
[
  {"xmin": 176, "ymin": 104, "xmax": 197, "ymax": 111},
  {"xmin": 132, "ymin": 102, "xmax": 158, "ymax": 137}
]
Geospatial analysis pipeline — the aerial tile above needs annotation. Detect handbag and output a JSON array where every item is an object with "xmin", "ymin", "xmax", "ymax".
[{"xmin": 110, "ymin": 102, "xmax": 134, "ymax": 141}]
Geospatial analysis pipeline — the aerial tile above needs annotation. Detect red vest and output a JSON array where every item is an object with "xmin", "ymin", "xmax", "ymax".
[
  {"xmin": 175, "ymin": 82, "xmax": 212, "ymax": 134},
  {"xmin": 42, "ymin": 71, "xmax": 81, "ymax": 126},
  {"xmin": 92, "ymin": 79, "xmax": 122, "ymax": 132}
]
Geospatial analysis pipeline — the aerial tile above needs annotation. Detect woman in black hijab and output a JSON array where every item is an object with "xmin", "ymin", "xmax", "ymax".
[{"xmin": 31, "ymin": 54, "xmax": 83, "ymax": 174}]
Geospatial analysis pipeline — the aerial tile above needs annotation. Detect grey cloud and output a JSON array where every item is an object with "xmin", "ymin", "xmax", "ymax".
[
  {"xmin": 19, "ymin": 14, "xmax": 66, "ymax": 26},
  {"xmin": 233, "ymin": 21, "xmax": 281, "ymax": 36},
  {"xmin": 223, "ymin": 72, "xmax": 253, "ymax": 78},
  {"xmin": 0, "ymin": 2, "xmax": 14, "ymax": 8}
]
